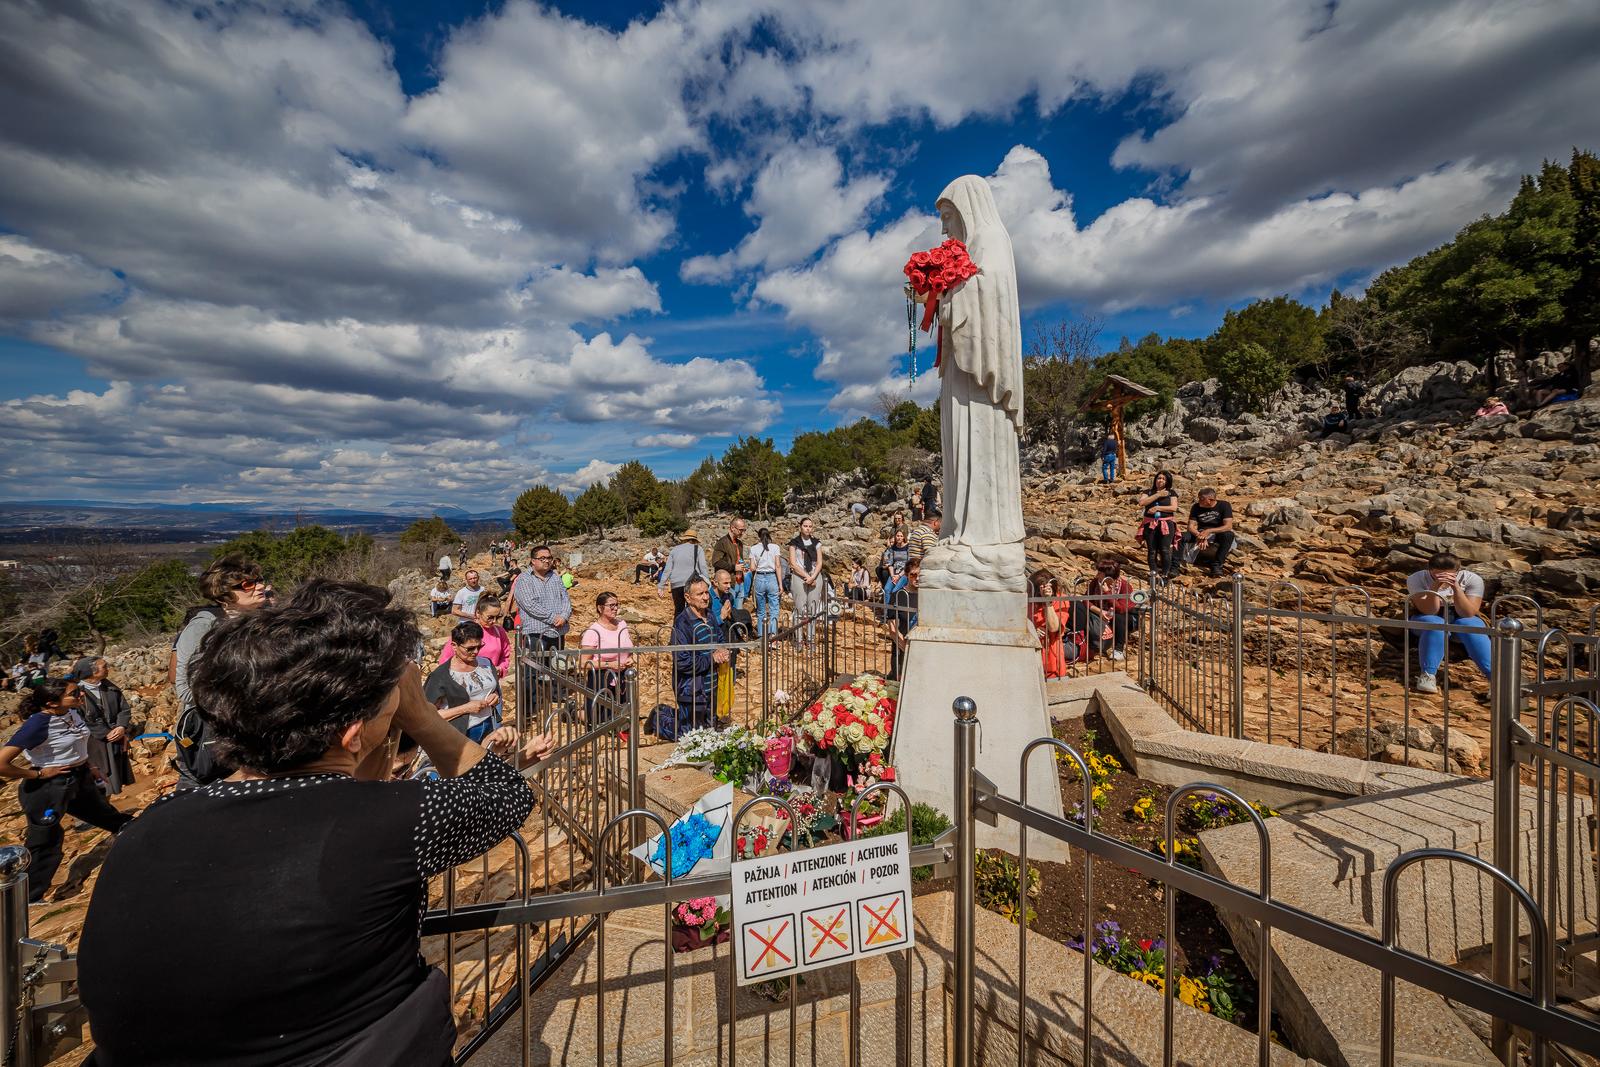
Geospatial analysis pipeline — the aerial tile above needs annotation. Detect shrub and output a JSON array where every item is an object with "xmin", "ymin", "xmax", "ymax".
[
  {"xmin": 975, "ymin": 849, "xmax": 1040, "ymax": 925},
  {"xmin": 636, "ymin": 504, "xmax": 686, "ymax": 538},
  {"xmin": 865, "ymin": 802, "xmax": 951, "ymax": 880},
  {"xmin": 1212, "ymin": 341, "xmax": 1288, "ymax": 413},
  {"xmin": 398, "ymin": 515, "xmax": 457, "ymax": 548}
]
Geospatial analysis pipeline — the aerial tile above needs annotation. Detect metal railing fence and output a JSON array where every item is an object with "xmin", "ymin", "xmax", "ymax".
[
  {"xmin": 424, "ymin": 648, "xmax": 641, "ymax": 1064},
  {"xmin": 948, "ymin": 698, "xmax": 1600, "ymax": 1067}
]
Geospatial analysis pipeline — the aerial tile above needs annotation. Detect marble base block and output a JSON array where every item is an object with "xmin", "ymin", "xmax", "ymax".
[{"xmin": 890, "ymin": 587, "xmax": 1069, "ymax": 862}]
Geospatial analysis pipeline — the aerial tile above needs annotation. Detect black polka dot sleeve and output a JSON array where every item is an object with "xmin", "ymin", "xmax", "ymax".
[{"xmin": 415, "ymin": 755, "xmax": 537, "ymax": 878}]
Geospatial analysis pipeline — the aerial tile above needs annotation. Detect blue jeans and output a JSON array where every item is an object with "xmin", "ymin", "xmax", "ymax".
[
  {"xmin": 732, "ymin": 571, "xmax": 752, "ymax": 611},
  {"xmin": 752, "ymin": 572, "xmax": 781, "ymax": 637},
  {"xmin": 1101, "ymin": 454, "xmax": 1117, "ymax": 482},
  {"xmin": 1414, "ymin": 613, "xmax": 1493, "ymax": 678}
]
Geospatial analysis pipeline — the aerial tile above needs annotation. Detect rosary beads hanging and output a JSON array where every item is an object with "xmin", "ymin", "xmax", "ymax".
[{"xmin": 906, "ymin": 291, "xmax": 918, "ymax": 390}]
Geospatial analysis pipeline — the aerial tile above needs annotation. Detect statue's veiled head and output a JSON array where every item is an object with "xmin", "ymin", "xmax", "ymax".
[{"xmin": 936, "ymin": 175, "xmax": 1004, "ymax": 245}]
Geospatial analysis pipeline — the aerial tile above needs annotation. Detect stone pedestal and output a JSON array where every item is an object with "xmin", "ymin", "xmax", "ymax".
[{"xmin": 890, "ymin": 584, "xmax": 1069, "ymax": 862}]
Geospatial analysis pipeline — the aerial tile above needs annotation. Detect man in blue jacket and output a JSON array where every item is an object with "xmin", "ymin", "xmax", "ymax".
[{"xmin": 671, "ymin": 577, "xmax": 729, "ymax": 734}]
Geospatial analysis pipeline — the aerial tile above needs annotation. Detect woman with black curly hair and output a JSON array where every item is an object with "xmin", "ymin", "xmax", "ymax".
[
  {"xmin": 78, "ymin": 579, "xmax": 551, "ymax": 1066},
  {"xmin": 0, "ymin": 678, "xmax": 133, "ymax": 904}
]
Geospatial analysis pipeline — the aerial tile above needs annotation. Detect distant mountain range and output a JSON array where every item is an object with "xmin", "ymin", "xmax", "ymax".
[{"xmin": 0, "ymin": 499, "xmax": 511, "ymax": 542}]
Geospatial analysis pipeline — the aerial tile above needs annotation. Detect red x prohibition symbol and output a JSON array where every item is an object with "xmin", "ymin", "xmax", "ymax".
[
  {"xmin": 862, "ymin": 898, "xmax": 902, "ymax": 945},
  {"xmin": 806, "ymin": 910, "xmax": 848, "ymax": 955},
  {"xmin": 751, "ymin": 920, "xmax": 792, "ymax": 969}
]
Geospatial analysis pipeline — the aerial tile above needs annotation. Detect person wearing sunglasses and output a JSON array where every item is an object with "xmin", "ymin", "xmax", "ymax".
[
  {"xmin": 170, "ymin": 553, "xmax": 269, "ymax": 789},
  {"xmin": 423, "ymin": 622, "xmax": 518, "ymax": 754},
  {"xmin": 581, "ymin": 592, "xmax": 634, "ymax": 716},
  {"xmin": 437, "ymin": 594, "xmax": 511, "ymax": 678}
]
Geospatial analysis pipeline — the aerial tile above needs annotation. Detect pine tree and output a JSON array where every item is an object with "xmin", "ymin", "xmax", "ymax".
[
  {"xmin": 512, "ymin": 485, "xmax": 572, "ymax": 543},
  {"xmin": 571, "ymin": 484, "xmax": 625, "ymax": 536}
]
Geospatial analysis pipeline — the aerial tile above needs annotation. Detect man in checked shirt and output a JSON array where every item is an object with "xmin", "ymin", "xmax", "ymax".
[{"xmin": 512, "ymin": 544, "xmax": 571, "ymax": 652}]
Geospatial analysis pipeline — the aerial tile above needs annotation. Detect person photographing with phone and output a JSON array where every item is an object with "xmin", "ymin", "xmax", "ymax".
[
  {"xmin": 78, "ymin": 579, "xmax": 550, "ymax": 1065},
  {"xmin": 1404, "ymin": 552, "xmax": 1492, "ymax": 694}
]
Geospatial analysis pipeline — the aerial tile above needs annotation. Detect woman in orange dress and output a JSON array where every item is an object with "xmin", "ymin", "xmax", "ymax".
[{"xmin": 1030, "ymin": 569, "xmax": 1070, "ymax": 678}]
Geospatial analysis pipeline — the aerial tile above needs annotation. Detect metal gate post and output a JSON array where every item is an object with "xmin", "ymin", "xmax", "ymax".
[
  {"xmin": 1490, "ymin": 617, "xmax": 1524, "ymax": 1064},
  {"xmin": 0, "ymin": 847, "xmax": 31, "ymax": 1067},
  {"xmin": 625, "ymin": 668, "xmax": 640, "ymax": 809},
  {"xmin": 1230, "ymin": 573, "xmax": 1246, "ymax": 740},
  {"xmin": 952, "ymin": 697, "xmax": 978, "ymax": 1067},
  {"xmin": 1143, "ymin": 585, "xmax": 1158, "ymax": 691},
  {"xmin": 760, "ymin": 628, "xmax": 772, "ymax": 727}
]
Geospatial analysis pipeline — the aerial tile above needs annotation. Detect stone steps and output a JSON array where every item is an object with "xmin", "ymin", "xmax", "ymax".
[{"xmin": 1200, "ymin": 779, "xmax": 1592, "ymax": 1067}]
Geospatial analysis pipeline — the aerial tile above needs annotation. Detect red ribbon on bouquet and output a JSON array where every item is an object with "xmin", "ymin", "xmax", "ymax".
[{"xmin": 903, "ymin": 238, "xmax": 979, "ymax": 366}]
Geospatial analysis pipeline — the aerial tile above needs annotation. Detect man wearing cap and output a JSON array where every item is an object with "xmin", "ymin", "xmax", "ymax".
[{"xmin": 657, "ymin": 529, "xmax": 710, "ymax": 618}]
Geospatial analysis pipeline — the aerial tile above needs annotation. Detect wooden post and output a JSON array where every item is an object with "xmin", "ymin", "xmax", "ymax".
[{"xmin": 1111, "ymin": 401, "xmax": 1126, "ymax": 481}]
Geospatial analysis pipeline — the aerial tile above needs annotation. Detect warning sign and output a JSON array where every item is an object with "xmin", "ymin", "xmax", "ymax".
[{"xmin": 731, "ymin": 832, "xmax": 914, "ymax": 985}]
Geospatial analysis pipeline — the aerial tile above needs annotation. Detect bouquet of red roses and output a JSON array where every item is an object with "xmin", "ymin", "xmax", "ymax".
[{"xmin": 903, "ymin": 238, "xmax": 979, "ymax": 333}]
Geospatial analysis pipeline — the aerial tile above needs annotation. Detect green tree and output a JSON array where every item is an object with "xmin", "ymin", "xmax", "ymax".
[
  {"xmin": 1084, "ymin": 333, "xmax": 1205, "ymax": 421},
  {"xmin": 679, "ymin": 456, "xmax": 723, "ymax": 514},
  {"xmin": 214, "ymin": 525, "xmax": 357, "ymax": 586},
  {"xmin": 512, "ymin": 484, "xmax": 572, "ymax": 542},
  {"xmin": 571, "ymin": 483, "xmax": 626, "ymax": 536},
  {"xmin": 1206, "ymin": 295, "xmax": 1324, "ymax": 375},
  {"xmin": 1567, "ymin": 148, "xmax": 1600, "ymax": 389},
  {"xmin": 910, "ymin": 405, "xmax": 942, "ymax": 453},
  {"xmin": 636, "ymin": 504, "xmax": 687, "ymax": 538},
  {"xmin": 1213, "ymin": 341, "xmax": 1288, "ymax": 413},
  {"xmin": 398, "ymin": 515, "xmax": 458, "ymax": 548},
  {"xmin": 611, "ymin": 460, "xmax": 665, "ymax": 521},
  {"xmin": 786, "ymin": 430, "xmax": 854, "ymax": 494},
  {"xmin": 716, "ymin": 436, "xmax": 788, "ymax": 519},
  {"xmin": 887, "ymin": 400, "xmax": 921, "ymax": 433}
]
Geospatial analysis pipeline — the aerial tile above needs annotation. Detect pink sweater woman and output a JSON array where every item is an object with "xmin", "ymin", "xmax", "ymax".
[{"xmin": 438, "ymin": 595, "xmax": 511, "ymax": 677}]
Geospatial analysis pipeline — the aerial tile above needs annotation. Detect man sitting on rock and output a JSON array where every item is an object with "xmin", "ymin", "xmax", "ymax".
[
  {"xmin": 1320, "ymin": 406, "xmax": 1349, "ymax": 436},
  {"xmin": 1179, "ymin": 488, "xmax": 1236, "ymax": 577},
  {"xmin": 1404, "ymin": 551, "xmax": 1491, "ymax": 694}
]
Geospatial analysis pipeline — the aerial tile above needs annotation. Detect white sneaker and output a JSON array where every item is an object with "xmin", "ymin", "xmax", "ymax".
[
  {"xmin": 1414, "ymin": 674, "xmax": 1439, "ymax": 694},
  {"xmin": 1111, "ymin": 650, "xmax": 1126, "ymax": 662}
]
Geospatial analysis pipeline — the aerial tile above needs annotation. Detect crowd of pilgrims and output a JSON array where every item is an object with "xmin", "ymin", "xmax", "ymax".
[{"xmin": 0, "ymin": 464, "xmax": 1224, "ymax": 1062}]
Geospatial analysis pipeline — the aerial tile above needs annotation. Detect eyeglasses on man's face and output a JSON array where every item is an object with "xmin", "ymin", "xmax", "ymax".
[{"xmin": 533, "ymin": 554, "xmax": 553, "ymax": 562}]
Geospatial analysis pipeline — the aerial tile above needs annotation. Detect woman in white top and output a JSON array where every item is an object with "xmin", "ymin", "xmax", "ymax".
[
  {"xmin": 0, "ymin": 678, "xmax": 133, "ymax": 903},
  {"xmin": 747, "ymin": 528, "xmax": 784, "ymax": 638},
  {"xmin": 788, "ymin": 517, "xmax": 825, "ymax": 649},
  {"xmin": 428, "ymin": 577, "xmax": 453, "ymax": 617},
  {"xmin": 580, "ymin": 591, "xmax": 634, "ymax": 718}
]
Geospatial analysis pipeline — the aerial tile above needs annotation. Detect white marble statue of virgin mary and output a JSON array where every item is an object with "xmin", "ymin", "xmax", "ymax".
[{"xmin": 924, "ymin": 175, "xmax": 1027, "ymax": 594}]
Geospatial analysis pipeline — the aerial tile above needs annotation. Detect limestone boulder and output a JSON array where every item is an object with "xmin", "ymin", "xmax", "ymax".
[
  {"xmin": 1369, "ymin": 360, "xmax": 1481, "ymax": 417},
  {"xmin": 1184, "ymin": 416, "xmax": 1229, "ymax": 444},
  {"xmin": 1531, "ymin": 558, "xmax": 1600, "ymax": 596}
]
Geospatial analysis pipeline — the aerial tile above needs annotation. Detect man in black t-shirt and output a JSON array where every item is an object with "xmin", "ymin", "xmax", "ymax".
[{"xmin": 1180, "ymin": 488, "xmax": 1236, "ymax": 577}]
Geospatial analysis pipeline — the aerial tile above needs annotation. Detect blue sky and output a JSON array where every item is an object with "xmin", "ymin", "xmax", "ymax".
[{"xmin": 2, "ymin": 0, "xmax": 1597, "ymax": 507}]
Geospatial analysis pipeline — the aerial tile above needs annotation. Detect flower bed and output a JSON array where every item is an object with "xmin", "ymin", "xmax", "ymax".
[{"xmin": 978, "ymin": 711, "xmax": 1280, "ymax": 1035}]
